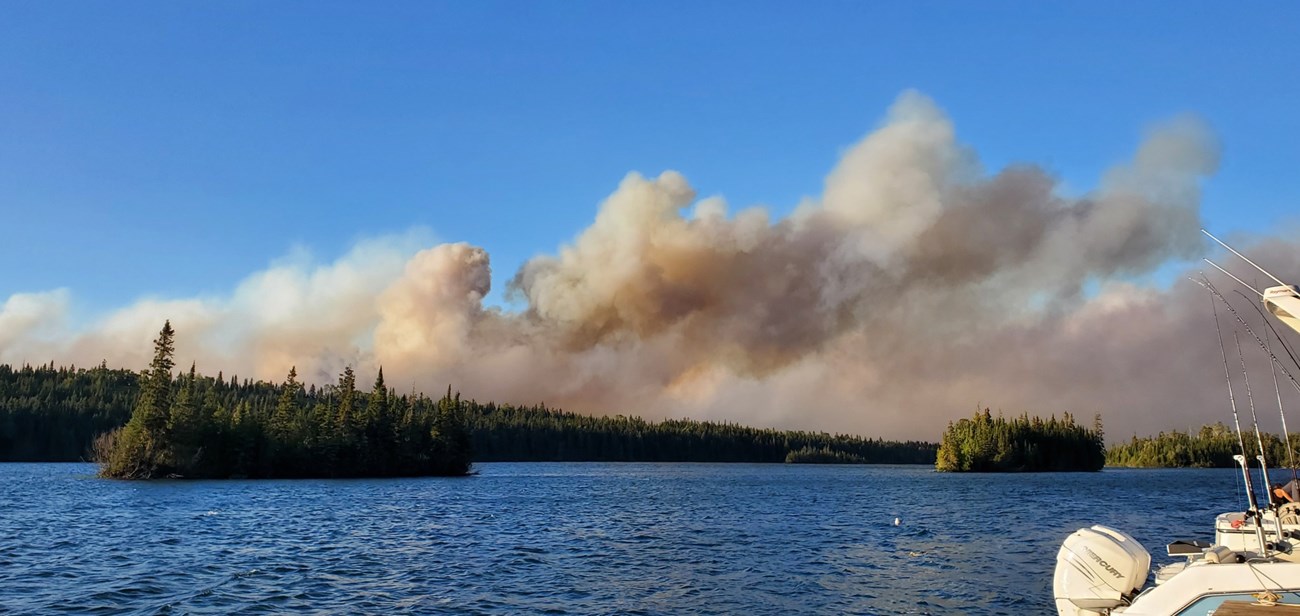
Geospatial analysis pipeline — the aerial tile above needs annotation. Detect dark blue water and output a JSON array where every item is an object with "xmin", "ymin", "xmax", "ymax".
[{"xmin": 0, "ymin": 463, "xmax": 1269, "ymax": 615}]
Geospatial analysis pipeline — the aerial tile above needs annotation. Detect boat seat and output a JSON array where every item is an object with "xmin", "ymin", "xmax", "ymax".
[{"xmin": 1203, "ymin": 545, "xmax": 1239, "ymax": 563}]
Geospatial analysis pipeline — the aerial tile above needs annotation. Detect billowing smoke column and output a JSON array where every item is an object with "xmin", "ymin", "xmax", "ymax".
[{"xmin": 6, "ymin": 91, "xmax": 1295, "ymax": 440}]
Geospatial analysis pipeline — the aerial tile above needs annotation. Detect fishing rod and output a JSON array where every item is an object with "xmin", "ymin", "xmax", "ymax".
[
  {"xmin": 1203, "ymin": 276, "xmax": 1300, "ymax": 455},
  {"xmin": 1212, "ymin": 290, "xmax": 1269, "ymax": 553},
  {"xmin": 1234, "ymin": 330, "xmax": 1271, "ymax": 488},
  {"xmin": 1235, "ymin": 330, "xmax": 1285, "ymax": 545}
]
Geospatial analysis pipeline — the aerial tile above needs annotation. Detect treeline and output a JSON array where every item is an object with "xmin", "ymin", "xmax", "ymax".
[
  {"xmin": 1106, "ymin": 423, "xmax": 1300, "ymax": 468},
  {"xmin": 466, "ymin": 404, "xmax": 934, "ymax": 463},
  {"xmin": 99, "ymin": 322, "xmax": 472, "ymax": 479},
  {"xmin": 0, "ymin": 341, "xmax": 937, "ymax": 469},
  {"xmin": 0, "ymin": 362, "xmax": 137, "ymax": 461},
  {"xmin": 935, "ymin": 409, "xmax": 1105, "ymax": 472}
]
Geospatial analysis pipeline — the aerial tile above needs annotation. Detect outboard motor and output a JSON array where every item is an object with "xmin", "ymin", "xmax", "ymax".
[{"xmin": 1054, "ymin": 525, "xmax": 1152, "ymax": 616}]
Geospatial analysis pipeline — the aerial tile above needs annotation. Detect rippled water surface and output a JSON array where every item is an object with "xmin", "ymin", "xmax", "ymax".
[{"xmin": 0, "ymin": 463, "xmax": 1264, "ymax": 614}]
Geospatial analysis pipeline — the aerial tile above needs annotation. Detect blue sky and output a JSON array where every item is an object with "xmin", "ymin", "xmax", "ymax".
[{"xmin": 2, "ymin": 1, "xmax": 1297, "ymax": 313}]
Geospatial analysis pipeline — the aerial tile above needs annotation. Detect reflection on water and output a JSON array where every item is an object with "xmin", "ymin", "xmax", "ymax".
[{"xmin": 0, "ymin": 462, "xmax": 1260, "ymax": 614}]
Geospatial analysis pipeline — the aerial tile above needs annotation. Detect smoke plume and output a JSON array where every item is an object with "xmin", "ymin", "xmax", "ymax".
[{"xmin": 7, "ymin": 91, "xmax": 1297, "ymax": 440}]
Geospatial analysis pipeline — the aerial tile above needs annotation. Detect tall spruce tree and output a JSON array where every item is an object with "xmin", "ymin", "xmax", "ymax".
[
  {"xmin": 101, "ymin": 321, "xmax": 177, "ymax": 478},
  {"xmin": 271, "ymin": 366, "xmax": 299, "ymax": 441}
]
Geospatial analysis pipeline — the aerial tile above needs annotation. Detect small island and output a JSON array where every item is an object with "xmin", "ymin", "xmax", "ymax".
[
  {"xmin": 98, "ymin": 321, "xmax": 473, "ymax": 479},
  {"xmin": 934, "ymin": 408, "xmax": 1105, "ymax": 472},
  {"xmin": 784, "ymin": 445, "xmax": 868, "ymax": 464}
]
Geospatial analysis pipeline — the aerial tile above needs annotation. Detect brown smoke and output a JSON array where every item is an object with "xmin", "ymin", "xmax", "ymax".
[{"xmin": 8, "ymin": 91, "xmax": 1298, "ymax": 440}]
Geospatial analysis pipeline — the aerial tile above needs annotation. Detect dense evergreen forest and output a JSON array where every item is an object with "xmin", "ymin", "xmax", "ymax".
[
  {"xmin": 98, "ymin": 322, "xmax": 472, "ymax": 479},
  {"xmin": 0, "ymin": 361, "xmax": 137, "ymax": 461},
  {"xmin": 935, "ymin": 409, "xmax": 1106, "ymax": 472},
  {"xmin": 1106, "ymin": 423, "xmax": 1300, "ymax": 468},
  {"xmin": 466, "ymin": 405, "xmax": 933, "ymax": 463},
  {"xmin": 0, "ymin": 326, "xmax": 937, "ymax": 470}
]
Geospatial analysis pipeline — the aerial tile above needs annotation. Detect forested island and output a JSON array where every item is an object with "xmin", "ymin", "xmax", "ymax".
[
  {"xmin": 935, "ymin": 409, "xmax": 1106, "ymax": 472},
  {"xmin": 0, "ymin": 323, "xmax": 937, "ymax": 475},
  {"xmin": 1106, "ymin": 423, "xmax": 1300, "ymax": 468},
  {"xmin": 784, "ymin": 446, "xmax": 870, "ymax": 464},
  {"xmin": 96, "ymin": 322, "xmax": 472, "ymax": 479}
]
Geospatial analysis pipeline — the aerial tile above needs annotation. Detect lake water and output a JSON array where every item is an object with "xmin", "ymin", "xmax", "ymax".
[{"xmin": 0, "ymin": 462, "xmax": 1274, "ymax": 615}]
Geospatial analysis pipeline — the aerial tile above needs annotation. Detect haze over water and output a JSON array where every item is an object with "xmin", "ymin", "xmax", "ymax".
[{"xmin": 1, "ymin": 463, "xmax": 1261, "ymax": 614}]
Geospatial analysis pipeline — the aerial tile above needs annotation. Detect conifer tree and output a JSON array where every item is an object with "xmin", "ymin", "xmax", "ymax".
[
  {"xmin": 271, "ymin": 366, "xmax": 299, "ymax": 441},
  {"xmin": 363, "ymin": 367, "xmax": 389, "ymax": 470},
  {"xmin": 336, "ymin": 366, "xmax": 356, "ymax": 434},
  {"xmin": 139, "ymin": 320, "xmax": 176, "ymax": 435},
  {"xmin": 168, "ymin": 363, "xmax": 203, "ymax": 470},
  {"xmin": 101, "ymin": 321, "xmax": 177, "ymax": 478}
]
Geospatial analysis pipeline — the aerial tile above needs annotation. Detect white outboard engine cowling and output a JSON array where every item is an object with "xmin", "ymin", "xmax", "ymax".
[{"xmin": 1054, "ymin": 525, "xmax": 1152, "ymax": 616}]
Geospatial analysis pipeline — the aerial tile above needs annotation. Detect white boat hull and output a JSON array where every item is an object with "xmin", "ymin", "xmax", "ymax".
[{"xmin": 1118, "ymin": 561, "xmax": 1300, "ymax": 615}]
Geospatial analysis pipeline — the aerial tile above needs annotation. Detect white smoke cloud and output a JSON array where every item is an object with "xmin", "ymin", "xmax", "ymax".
[
  {"xmin": 375, "ymin": 242, "xmax": 491, "ymax": 372},
  {"xmin": 0, "ymin": 231, "xmax": 428, "ymax": 383},
  {"xmin": 6, "ymin": 91, "xmax": 1290, "ymax": 441},
  {"xmin": 0, "ymin": 289, "xmax": 72, "ymax": 362}
]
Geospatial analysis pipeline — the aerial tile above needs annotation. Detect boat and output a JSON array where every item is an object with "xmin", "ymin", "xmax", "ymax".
[{"xmin": 1053, "ymin": 231, "xmax": 1300, "ymax": 615}]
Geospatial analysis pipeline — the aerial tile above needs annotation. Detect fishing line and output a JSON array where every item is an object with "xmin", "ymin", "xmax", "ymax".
[
  {"xmin": 1241, "ymin": 291, "xmax": 1300, "ymax": 491},
  {"xmin": 1194, "ymin": 277, "xmax": 1300, "ymax": 399}
]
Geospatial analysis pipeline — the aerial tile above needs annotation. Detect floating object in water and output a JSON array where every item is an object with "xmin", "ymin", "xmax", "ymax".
[{"xmin": 893, "ymin": 517, "xmax": 901, "ymax": 526}]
